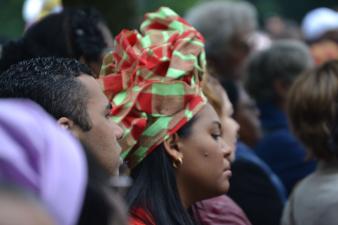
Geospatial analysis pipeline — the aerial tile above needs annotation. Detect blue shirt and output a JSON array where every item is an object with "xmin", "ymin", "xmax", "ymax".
[
  {"xmin": 255, "ymin": 102, "xmax": 316, "ymax": 195},
  {"xmin": 236, "ymin": 142, "xmax": 287, "ymax": 201}
]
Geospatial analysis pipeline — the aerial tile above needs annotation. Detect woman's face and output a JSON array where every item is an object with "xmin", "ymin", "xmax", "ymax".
[
  {"xmin": 219, "ymin": 87, "xmax": 240, "ymax": 161},
  {"xmin": 234, "ymin": 85, "xmax": 262, "ymax": 148},
  {"xmin": 175, "ymin": 103, "xmax": 234, "ymax": 207}
]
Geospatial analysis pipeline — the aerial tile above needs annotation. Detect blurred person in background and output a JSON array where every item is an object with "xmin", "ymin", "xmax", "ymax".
[
  {"xmin": 185, "ymin": 0, "xmax": 257, "ymax": 82},
  {"xmin": 200, "ymin": 76, "xmax": 285, "ymax": 225},
  {"xmin": 246, "ymin": 39, "xmax": 316, "ymax": 195},
  {"xmin": 264, "ymin": 16, "xmax": 303, "ymax": 40},
  {"xmin": 225, "ymin": 81, "xmax": 262, "ymax": 149},
  {"xmin": 222, "ymin": 80, "xmax": 286, "ymax": 225},
  {"xmin": 282, "ymin": 60, "xmax": 338, "ymax": 225},
  {"xmin": 301, "ymin": 7, "xmax": 338, "ymax": 65},
  {"xmin": 0, "ymin": 7, "xmax": 113, "ymax": 75}
]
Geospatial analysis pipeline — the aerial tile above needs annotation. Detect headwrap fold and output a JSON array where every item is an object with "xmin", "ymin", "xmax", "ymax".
[{"xmin": 100, "ymin": 7, "xmax": 207, "ymax": 168}]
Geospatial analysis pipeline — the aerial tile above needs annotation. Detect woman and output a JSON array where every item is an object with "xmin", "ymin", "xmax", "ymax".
[
  {"xmin": 282, "ymin": 60, "xmax": 338, "ymax": 225},
  {"xmin": 221, "ymin": 80, "xmax": 286, "ymax": 225},
  {"xmin": 203, "ymin": 76, "xmax": 240, "ymax": 161},
  {"xmin": 192, "ymin": 76, "xmax": 252, "ymax": 225},
  {"xmin": 101, "ymin": 7, "xmax": 233, "ymax": 225}
]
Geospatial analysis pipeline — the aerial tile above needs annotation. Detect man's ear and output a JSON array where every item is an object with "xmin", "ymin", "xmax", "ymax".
[
  {"xmin": 163, "ymin": 133, "xmax": 183, "ymax": 161},
  {"xmin": 57, "ymin": 117, "xmax": 81, "ymax": 138}
]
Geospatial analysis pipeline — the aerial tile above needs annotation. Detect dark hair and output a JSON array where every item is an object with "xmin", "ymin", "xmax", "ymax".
[
  {"xmin": 0, "ymin": 7, "xmax": 109, "ymax": 74},
  {"xmin": 246, "ymin": 39, "xmax": 312, "ymax": 103},
  {"xmin": 221, "ymin": 79, "xmax": 239, "ymax": 112},
  {"xmin": 288, "ymin": 60, "xmax": 338, "ymax": 161},
  {"xmin": 0, "ymin": 57, "xmax": 93, "ymax": 131},
  {"xmin": 78, "ymin": 145, "xmax": 128, "ymax": 225},
  {"xmin": 126, "ymin": 118, "xmax": 196, "ymax": 225}
]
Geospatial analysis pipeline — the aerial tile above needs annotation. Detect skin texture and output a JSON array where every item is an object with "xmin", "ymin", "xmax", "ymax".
[
  {"xmin": 218, "ymin": 86, "xmax": 240, "ymax": 161},
  {"xmin": 213, "ymin": 31, "xmax": 253, "ymax": 81},
  {"xmin": 234, "ymin": 84, "xmax": 262, "ymax": 148},
  {"xmin": 0, "ymin": 192, "xmax": 55, "ymax": 225},
  {"xmin": 168, "ymin": 104, "xmax": 234, "ymax": 208},
  {"xmin": 73, "ymin": 75, "xmax": 123, "ymax": 175}
]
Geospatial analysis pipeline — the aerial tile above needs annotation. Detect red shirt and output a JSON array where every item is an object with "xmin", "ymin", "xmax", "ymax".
[{"xmin": 129, "ymin": 208, "xmax": 156, "ymax": 225}]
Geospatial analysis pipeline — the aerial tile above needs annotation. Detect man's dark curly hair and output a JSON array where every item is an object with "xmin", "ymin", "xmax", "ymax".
[{"xmin": 0, "ymin": 57, "xmax": 94, "ymax": 131}]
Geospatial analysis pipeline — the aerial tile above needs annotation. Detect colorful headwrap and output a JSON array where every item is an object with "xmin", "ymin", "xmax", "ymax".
[{"xmin": 100, "ymin": 7, "xmax": 207, "ymax": 168}]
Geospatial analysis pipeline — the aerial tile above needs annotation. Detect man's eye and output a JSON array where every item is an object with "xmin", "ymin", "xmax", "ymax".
[{"xmin": 105, "ymin": 112, "xmax": 112, "ymax": 118}]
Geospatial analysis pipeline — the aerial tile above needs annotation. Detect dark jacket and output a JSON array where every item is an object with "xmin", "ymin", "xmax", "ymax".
[
  {"xmin": 255, "ymin": 102, "xmax": 316, "ymax": 194},
  {"xmin": 228, "ymin": 142, "xmax": 286, "ymax": 225}
]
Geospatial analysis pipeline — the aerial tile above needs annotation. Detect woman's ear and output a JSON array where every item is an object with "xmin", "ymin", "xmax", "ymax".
[{"xmin": 163, "ymin": 133, "xmax": 183, "ymax": 160}]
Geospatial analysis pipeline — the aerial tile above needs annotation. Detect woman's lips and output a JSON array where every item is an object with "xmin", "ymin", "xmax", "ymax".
[{"xmin": 223, "ymin": 162, "xmax": 232, "ymax": 178}]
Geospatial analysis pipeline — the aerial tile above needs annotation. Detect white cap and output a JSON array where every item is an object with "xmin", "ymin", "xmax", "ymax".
[
  {"xmin": 301, "ymin": 7, "xmax": 338, "ymax": 41},
  {"xmin": 22, "ymin": 0, "xmax": 62, "ymax": 27}
]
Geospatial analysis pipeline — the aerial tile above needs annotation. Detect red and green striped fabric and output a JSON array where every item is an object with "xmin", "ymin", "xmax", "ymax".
[{"xmin": 100, "ymin": 7, "xmax": 207, "ymax": 168}]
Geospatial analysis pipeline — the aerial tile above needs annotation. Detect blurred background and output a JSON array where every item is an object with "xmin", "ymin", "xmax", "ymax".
[{"xmin": 1, "ymin": 0, "xmax": 338, "ymax": 40}]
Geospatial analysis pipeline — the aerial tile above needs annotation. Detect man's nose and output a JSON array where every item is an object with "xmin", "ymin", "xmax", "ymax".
[{"xmin": 113, "ymin": 123, "xmax": 124, "ymax": 139}]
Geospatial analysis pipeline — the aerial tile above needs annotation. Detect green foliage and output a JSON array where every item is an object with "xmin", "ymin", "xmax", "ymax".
[
  {"xmin": 138, "ymin": 0, "xmax": 200, "ymax": 16},
  {"xmin": 63, "ymin": 0, "xmax": 201, "ymax": 35},
  {"xmin": 1, "ymin": 0, "xmax": 337, "ymax": 39},
  {"xmin": 0, "ymin": 0, "xmax": 25, "ymax": 39}
]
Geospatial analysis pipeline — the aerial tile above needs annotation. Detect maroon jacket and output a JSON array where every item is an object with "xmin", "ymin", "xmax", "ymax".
[{"xmin": 192, "ymin": 195, "xmax": 252, "ymax": 225}]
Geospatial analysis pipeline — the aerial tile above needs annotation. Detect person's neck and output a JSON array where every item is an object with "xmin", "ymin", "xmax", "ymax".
[
  {"xmin": 176, "ymin": 182, "xmax": 193, "ymax": 209},
  {"xmin": 176, "ymin": 176, "xmax": 200, "ymax": 209}
]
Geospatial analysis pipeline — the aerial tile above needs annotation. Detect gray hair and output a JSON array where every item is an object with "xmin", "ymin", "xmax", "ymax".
[
  {"xmin": 185, "ymin": 0, "xmax": 257, "ymax": 60},
  {"xmin": 246, "ymin": 39, "xmax": 313, "ymax": 103}
]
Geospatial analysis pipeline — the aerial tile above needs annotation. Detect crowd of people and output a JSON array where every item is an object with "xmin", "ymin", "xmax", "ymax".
[{"xmin": 0, "ymin": 1, "xmax": 338, "ymax": 225}]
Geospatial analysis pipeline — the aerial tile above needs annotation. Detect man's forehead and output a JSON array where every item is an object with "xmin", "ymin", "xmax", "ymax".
[{"xmin": 77, "ymin": 74, "xmax": 109, "ymax": 105}]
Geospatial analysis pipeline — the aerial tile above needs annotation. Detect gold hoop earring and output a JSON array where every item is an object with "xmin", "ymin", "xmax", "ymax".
[{"xmin": 173, "ymin": 157, "xmax": 183, "ymax": 168}]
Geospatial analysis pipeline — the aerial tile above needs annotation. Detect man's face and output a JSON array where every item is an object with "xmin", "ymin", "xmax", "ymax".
[{"xmin": 76, "ymin": 75, "xmax": 123, "ymax": 175}]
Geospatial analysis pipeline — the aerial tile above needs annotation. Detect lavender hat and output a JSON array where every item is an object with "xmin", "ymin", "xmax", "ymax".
[{"xmin": 0, "ymin": 99, "xmax": 87, "ymax": 225}]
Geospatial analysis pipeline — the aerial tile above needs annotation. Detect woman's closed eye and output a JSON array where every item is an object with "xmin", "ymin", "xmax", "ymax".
[{"xmin": 211, "ymin": 121, "xmax": 223, "ymax": 140}]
